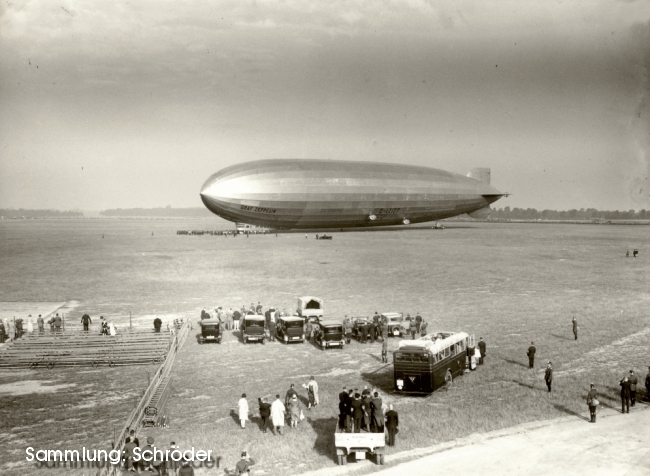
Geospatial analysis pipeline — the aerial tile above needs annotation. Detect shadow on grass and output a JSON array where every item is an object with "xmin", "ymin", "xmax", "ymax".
[
  {"xmin": 305, "ymin": 416, "xmax": 338, "ymax": 463},
  {"xmin": 367, "ymin": 352, "xmax": 383, "ymax": 363},
  {"xmin": 511, "ymin": 379, "xmax": 537, "ymax": 390},
  {"xmin": 504, "ymin": 359, "xmax": 528, "ymax": 369},
  {"xmin": 553, "ymin": 404, "xmax": 590, "ymax": 422},
  {"xmin": 550, "ymin": 333, "xmax": 573, "ymax": 341},
  {"xmin": 361, "ymin": 367, "xmax": 395, "ymax": 394}
]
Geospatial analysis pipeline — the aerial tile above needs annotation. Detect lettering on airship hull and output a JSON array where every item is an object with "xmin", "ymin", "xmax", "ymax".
[{"xmin": 240, "ymin": 205, "xmax": 277, "ymax": 214}]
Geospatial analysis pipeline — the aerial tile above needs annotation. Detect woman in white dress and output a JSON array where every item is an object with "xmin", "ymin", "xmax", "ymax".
[
  {"xmin": 109, "ymin": 322, "xmax": 117, "ymax": 336},
  {"xmin": 27, "ymin": 319, "xmax": 34, "ymax": 334},
  {"xmin": 238, "ymin": 393, "xmax": 249, "ymax": 428}
]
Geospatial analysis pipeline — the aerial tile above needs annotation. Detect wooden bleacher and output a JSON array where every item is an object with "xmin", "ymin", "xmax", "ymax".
[{"xmin": 0, "ymin": 330, "xmax": 173, "ymax": 369}]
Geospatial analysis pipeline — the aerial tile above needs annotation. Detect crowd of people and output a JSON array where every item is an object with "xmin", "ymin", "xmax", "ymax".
[{"xmin": 236, "ymin": 377, "xmax": 321, "ymax": 436}]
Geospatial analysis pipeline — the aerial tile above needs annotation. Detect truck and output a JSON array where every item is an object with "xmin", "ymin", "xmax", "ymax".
[
  {"xmin": 297, "ymin": 296, "xmax": 324, "ymax": 319},
  {"xmin": 334, "ymin": 427, "xmax": 386, "ymax": 465}
]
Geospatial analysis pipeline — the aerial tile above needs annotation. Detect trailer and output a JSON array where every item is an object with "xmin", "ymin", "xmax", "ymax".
[{"xmin": 334, "ymin": 427, "xmax": 386, "ymax": 465}]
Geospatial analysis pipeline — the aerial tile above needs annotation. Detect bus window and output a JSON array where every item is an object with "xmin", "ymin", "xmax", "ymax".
[
  {"xmin": 419, "ymin": 354, "xmax": 429, "ymax": 363},
  {"xmin": 395, "ymin": 353, "xmax": 411, "ymax": 362},
  {"xmin": 444, "ymin": 347, "xmax": 450, "ymax": 358},
  {"xmin": 430, "ymin": 353, "xmax": 438, "ymax": 364},
  {"xmin": 459, "ymin": 340, "xmax": 466, "ymax": 351}
]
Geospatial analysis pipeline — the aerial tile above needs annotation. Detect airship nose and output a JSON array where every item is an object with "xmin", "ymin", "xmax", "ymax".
[{"xmin": 200, "ymin": 173, "xmax": 223, "ymax": 213}]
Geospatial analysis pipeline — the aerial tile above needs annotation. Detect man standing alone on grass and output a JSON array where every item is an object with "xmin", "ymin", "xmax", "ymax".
[
  {"xmin": 587, "ymin": 383, "xmax": 599, "ymax": 423},
  {"xmin": 37, "ymin": 314, "xmax": 44, "ymax": 332},
  {"xmin": 527, "ymin": 342, "xmax": 536, "ymax": 368},
  {"xmin": 385, "ymin": 404, "xmax": 399, "ymax": 446},
  {"xmin": 81, "ymin": 313, "xmax": 91, "ymax": 332},
  {"xmin": 629, "ymin": 370, "xmax": 638, "ymax": 406},
  {"xmin": 646, "ymin": 366, "xmax": 650, "ymax": 402},
  {"xmin": 620, "ymin": 376, "xmax": 631, "ymax": 414},
  {"xmin": 382, "ymin": 340, "xmax": 388, "ymax": 363},
  {"xmin": 544, "ymin": 362, "xmax": 553, "ymax": 392},
  {"xmin": 478, "ymin": 337, "xmax": 486, "ymax": 365},
  {"xmin": 572, "ymin": 317, "xmax": 578, "ymax": 340}
]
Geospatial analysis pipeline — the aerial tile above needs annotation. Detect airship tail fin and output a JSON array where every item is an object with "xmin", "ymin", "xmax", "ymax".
[{"xmin": 467, "ymin": 168, "xmax": 491, "ymax": 185}]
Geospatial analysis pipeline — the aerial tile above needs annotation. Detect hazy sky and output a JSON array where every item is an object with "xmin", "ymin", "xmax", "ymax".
[{"xmin": 1, "ymin": 0, "xmax": 649, "ymax": 211}]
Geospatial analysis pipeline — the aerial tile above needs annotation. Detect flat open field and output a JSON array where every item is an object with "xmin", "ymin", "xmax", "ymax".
[{"xmin": 0, "ymin": 219, "xmax": 648, "ymax": 475}]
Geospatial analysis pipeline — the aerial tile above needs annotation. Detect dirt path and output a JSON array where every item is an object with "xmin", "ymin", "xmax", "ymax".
[{"xmin": 298, "ymin": 404, "xmax": 650, "ymax": 476}]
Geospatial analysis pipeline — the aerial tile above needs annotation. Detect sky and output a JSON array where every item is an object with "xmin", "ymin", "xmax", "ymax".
[{"xmin": 1, "ymin": 0, "xmax": 649, "ymax": 212}]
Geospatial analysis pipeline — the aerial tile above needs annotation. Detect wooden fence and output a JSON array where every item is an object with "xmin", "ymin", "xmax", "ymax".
[{"xmin": 99, "ymin": 319, "xmax": 192, "ymax": 476}]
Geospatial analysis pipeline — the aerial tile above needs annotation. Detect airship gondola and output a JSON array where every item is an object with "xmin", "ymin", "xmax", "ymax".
[{"xmin": 200, "ymin": 159, "xmax": 505, "ymax": 229}]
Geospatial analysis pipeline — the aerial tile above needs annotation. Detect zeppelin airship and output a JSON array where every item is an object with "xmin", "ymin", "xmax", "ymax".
[{"xmin": 200, "ymin": 159, "xmax": 505, "ymax": 229}]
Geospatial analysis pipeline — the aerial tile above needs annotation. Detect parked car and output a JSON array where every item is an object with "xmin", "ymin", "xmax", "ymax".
[
  {"xmin": 350, "ymin": 317, "xmax": 372, "ymax": 341},
  {"xmin": 276, "ymin": 316, "xmax": 305, "ymax": 344},
  {"xmin": 242, "ymin": 314, "xmax": 266, "ymax": 344},
  {"xmin": 297, "ymin": 296, "xmax": 324, "ymax": 319},
  {"xmin": 381, "ymin": 312, "xmax": 405, "ymax": 337},
  {"xmin": 314, "ymin": 320, "xmax": 345, "ymax": 349},
  {"xmin": 198, "ymin": 319, "xmax": 222, "ymax": 344}
]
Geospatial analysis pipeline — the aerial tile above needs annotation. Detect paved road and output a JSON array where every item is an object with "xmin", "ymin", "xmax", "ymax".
[{"xmin": 300, "ymin": 403, "xmax": 650, "ymax": 476}]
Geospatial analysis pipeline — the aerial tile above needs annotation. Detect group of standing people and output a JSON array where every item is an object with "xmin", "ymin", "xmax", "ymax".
[
  {"xmin": 237, "ymin": 377, "xmax": 320, "ymax": 435},
  {"xmin": 0, "ymin": 314, "xmax": 63, "ymax": 342},
  {"xmin": 337, "ymin": 386, "xmax": 399, "ymax": 446}
]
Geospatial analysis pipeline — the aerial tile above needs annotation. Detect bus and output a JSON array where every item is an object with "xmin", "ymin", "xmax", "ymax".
[{"xmin": 393, "ymin": 331, "xmax": 474, "ymax": 394}]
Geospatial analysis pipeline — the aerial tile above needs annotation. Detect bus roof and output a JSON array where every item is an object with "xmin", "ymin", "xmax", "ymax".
[{"xmin": 398, "ymin": 331, "xmax": 469, "ymax": 353}]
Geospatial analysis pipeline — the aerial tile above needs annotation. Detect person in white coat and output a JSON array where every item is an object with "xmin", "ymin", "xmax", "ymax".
[
  {"xmin": 270, "ymin": 394, "xmax": 286, "ymax": 435},
  {"xmin": 27, "ymin": 318, "xmax": 34, "ymax": 334},
  {"xmin": 238, "ymin": 393, "xmax": 249, "ymax": 429}
]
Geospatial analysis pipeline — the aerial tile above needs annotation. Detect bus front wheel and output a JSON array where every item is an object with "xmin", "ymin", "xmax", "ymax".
[{"xmin": 445, "ymin": 370, "xmax": 452, "ymax": 390}]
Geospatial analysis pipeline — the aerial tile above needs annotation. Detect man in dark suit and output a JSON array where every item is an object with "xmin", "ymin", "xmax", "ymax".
[
  {"xmin": 478, "ymin": 337, "xmax": 486, "ymax": 365},
  {"xmin": 371, "ymin": 392, "xmax": 384, "ymax": 433},
  {"xmin": 544, "ymin": 362, "xmax": 553, "ymax": 392},
  {"xmin": 572, "ymin": 317, "xmax": 578, "ymax": 340},
  {"xmin": 338, "ymin": 392, "xmax": 349, "ymax": 431},
  {"xmin": 369, "ymin": 321, "xmax": 376, "ymax": 344},
  {"xmin": 385, "ymin": 404, "xmax": 399, "ymax": 446},
  {"xmin": 361, "ymin": 322, "xmax": 369, "ymax": 343},
  {"xmin": 620, "ymin": 376, "xmax": 631, "ymax": 413},
  {"xmin": 628, "ymin": 370, "xmax": 638, "ymax": 406},
  {"xmin": 351, "ymin": 394, "xmax": 364, "ymax": 433},
  {"xmin": 258, "ymin": 397, "xmax": 271, "ymax": 433},
  {"xmin": 527, "ymin": 342, "xmax": 536, "ymax": 369}
]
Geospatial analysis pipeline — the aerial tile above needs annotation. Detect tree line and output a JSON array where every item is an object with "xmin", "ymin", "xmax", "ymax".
[
  {"xmin": 490, "ymin": 207, "xmax": 649, "ymax": 221},
  {"xmin": 0, "ymin": 209, "xmax": 83, "ymax": 218},
  {"xmin": 100, "ymin": 207, "xmax": 212, "ymax": 217}
]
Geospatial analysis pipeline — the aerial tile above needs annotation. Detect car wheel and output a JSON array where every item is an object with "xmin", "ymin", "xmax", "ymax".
[{"xmin": 445, "ymin": 370, "xmax": 453, "ymax": 390}]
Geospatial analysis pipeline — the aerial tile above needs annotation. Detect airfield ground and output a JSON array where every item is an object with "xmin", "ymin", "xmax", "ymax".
[{"xmin": 0, "ymin": 218, "xmax": 647, "ymax": 475}]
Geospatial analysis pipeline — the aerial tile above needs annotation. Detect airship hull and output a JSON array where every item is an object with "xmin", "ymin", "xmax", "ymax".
[{"xmin": 200, "ymin": 159, "xmax": 504, "ymax": 229}]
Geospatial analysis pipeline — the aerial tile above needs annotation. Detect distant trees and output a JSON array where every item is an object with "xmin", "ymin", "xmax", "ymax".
[
  {"xmin": 490, "ymin": 208, "xmax": 648, "ymax": 221},
  {"xmin": 99, "ymin": 207, "xmax": 212, "ymax": 217},
  {"xmin": 0, "ymin": 209, "xmax": 83, "ymax": 218}
]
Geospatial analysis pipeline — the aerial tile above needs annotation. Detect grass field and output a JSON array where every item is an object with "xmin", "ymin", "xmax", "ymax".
[{"xmin": 0, "ymin": 219, "xmax": 648, "ymax": 475}]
